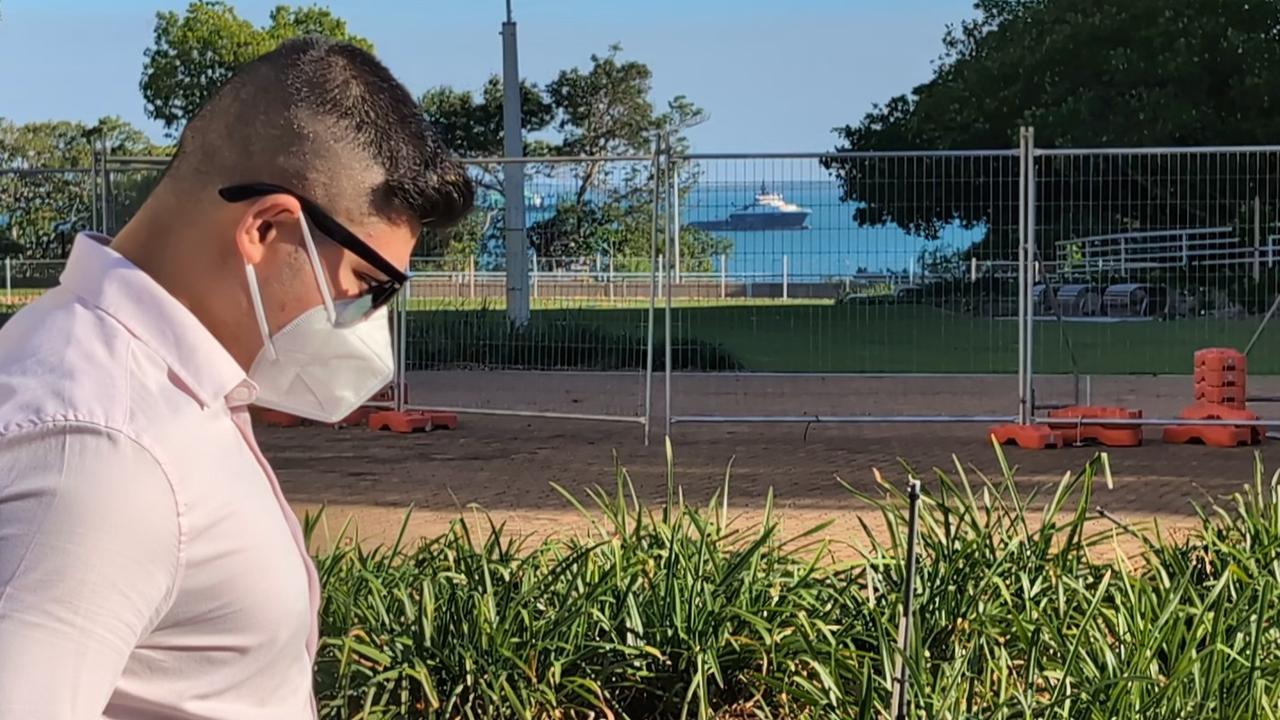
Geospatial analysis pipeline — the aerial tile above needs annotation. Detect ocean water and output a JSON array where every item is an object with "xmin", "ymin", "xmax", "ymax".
[
  {"xmin": 511, "ymin": 177, "xmax": 985, "ymax": 280},
  {"xmin": 679, "ymin": 180, "xmax": 982, "ymax": 281}
]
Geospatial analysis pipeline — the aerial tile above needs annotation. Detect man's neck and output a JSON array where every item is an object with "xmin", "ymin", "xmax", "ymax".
[{"xmin": 112, "ymin": 213, "xmax": 253, "ymax": 371}]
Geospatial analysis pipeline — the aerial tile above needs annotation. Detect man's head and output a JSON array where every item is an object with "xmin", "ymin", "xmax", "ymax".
[{"xmin": 118, "ymin": 36, "xmax": 474, "ymax": 370}]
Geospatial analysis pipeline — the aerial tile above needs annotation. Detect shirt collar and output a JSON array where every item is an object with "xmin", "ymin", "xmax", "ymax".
[{"xmin": 60, "ymin": 232, "xmax": 253, "ymax": 409}]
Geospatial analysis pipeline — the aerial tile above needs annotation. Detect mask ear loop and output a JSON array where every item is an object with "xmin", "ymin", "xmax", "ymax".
[
  {"xmin": 298, "ymin": 214, "xmax": 338, "ymax": 324},
  {"xmin": 244, "ymin": 262, "xmax": 279, "ymax": 361}
]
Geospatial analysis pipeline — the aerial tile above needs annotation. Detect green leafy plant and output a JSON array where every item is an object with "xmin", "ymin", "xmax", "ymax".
[{"xmin": 308, "ymin": 444, "xmax": 1280, "ymax": 718}]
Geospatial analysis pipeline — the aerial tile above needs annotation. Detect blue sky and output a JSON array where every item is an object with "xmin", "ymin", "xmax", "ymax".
[{"xmin": 0, "ymin": 0, "xmax": 974, "ymax": 152}]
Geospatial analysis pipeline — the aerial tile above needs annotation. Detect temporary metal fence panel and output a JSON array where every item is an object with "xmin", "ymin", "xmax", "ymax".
[
  {"xmin": 1026, "ymin": 145, "xmax": 1280, "ymax": 428},
  {"xmin": 400, "ymin": 156, "xmax": 659, "ymax": 429},
  {"xmin": 0, "ymin": 167, "xmax": 96, "ymax": 259},
  {"xmin": 664, "ymin": 150, "xmax": 1024, "ymax": 429},
  {"xmin": 13, "ymin": 143, "xmax": 1280, "ymax": 434}
]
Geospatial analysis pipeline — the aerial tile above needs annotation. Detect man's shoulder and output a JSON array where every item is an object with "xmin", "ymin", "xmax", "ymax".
[{"xmin": 0, "ymin": 291, "xmax": 180, "ymax": 436}]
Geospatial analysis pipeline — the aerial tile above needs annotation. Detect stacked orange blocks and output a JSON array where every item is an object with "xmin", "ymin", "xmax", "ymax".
[{"xmin": 1162, "ymin": 348, "xmax": 1262, "ymax": 448}]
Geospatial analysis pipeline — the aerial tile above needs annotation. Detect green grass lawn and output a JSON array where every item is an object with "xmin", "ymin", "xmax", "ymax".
[
  {"xmin": 2, "ymin": 299, "xmax": 1271, "ymax": 374},
  {"xmin": 406, "ymin": 303, "xmax": 1280, "ymax": 374}
]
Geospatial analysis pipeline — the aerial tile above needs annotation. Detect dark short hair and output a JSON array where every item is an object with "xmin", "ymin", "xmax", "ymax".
[{"xmin": 172, "ymin": 36, "xmax": 473, "ymax": 230}]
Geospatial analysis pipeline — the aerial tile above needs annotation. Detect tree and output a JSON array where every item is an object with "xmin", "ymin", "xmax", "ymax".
[
  {"xmin": 822, "ymin": 0, "xmax": 1280, "ymax": 260},
  {"xmin": 424, "ymin": 45, "xmax": 727, "ymax": 268},
  {"xmin": 0, "ymin": 117, "xmax": 166, "ymax": 258},
  {"xmin": 140, "ymin": 1, "xmax": 371, "ymax": 135},
  {"xmin": 529, "ymin": 46, "xmax": 725, "ymax": 265}
]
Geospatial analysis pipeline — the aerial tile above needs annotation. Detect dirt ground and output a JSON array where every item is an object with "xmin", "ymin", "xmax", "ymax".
[{"xmin": 264, "ymin": 371, "xmax": 1280, "ymax": 556}]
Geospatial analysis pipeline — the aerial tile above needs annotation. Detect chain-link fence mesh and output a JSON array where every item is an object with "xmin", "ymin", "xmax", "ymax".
[
  {"xmin": 8, "ymin": 144, "xmax": 1280, "ymax": 434},
  {"xmin": 1030, "ymin": 147, "xmax": 1280, "ymax": 423},
  {"xmin": 664, "ymin": 151, "xmax": 1023, "ymax": 426}
]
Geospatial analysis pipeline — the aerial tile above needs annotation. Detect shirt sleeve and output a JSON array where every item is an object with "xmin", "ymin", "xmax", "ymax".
[{"xmin": 0, "ymin": 422, "xmax": 181, "ymax": 719}]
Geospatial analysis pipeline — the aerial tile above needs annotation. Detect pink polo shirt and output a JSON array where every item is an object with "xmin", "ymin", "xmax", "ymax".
[{"xmin": 0, "ymin": 234, "xmax": 320, "ymax": 719}]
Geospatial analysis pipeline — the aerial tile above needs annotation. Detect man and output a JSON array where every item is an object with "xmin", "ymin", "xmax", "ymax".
[{"xmin": 0, "ymin": 37, "xmax": 473, "ymax": 718}]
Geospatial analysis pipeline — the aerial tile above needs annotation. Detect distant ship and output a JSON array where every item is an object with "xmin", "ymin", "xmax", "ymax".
[{"xmin": 689, "ymin": 184, "xmax": 812, "ymax": 231}]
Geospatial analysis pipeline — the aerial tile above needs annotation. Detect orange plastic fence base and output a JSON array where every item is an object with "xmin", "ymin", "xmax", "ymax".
[
  {"xmin": 990, "ymin": 424, "xmax": 1063, "ymax": 449},
  {"xmin": 1162, "ymin": 402, "xmax": 1263, "ymax": 447},
  {"xmin": 368, "ymin": 410, "xmax": 459, "ymax": 433},
  {"xmin": 1161, "ymin": 425, "xmax": 1256, "ymax": 448},
  {"xmin": 1043, "ymin": 406, "xmax": 1144, "ymax": 447},
  {"xmin": 1195, "ymin": 348, "xmax": 1247, "ymax": 372}
]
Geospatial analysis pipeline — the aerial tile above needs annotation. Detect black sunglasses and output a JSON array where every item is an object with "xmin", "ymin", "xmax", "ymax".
[{"xmin": 218, "ymin": 182, "xmax": 408, "ymax": 318}]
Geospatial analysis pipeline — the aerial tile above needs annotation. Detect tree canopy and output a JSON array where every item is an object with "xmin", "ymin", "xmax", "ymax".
[
  {"xmin": 824, "ymin": 0, "xmax": 1280, "ymax": 259},
  {"xmin": 422, "ymin": 45, "xmax": 724, "ymax": 267},
  {"xmin": 140, "ymin": 1, "xmax": 371, "ymax": 135},
  {"xmin": 0, "ymin": 117, "xmax": 166, "ymax": 257}
]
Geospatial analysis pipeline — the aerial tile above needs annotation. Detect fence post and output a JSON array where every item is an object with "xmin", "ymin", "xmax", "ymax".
[
  {"xmin": 720, "ymin": 253, "xmax": 727, "ymax": 299},
  {"xmin": 4, "ymin": 257, "xmax": 10, "ymax": 306},
  {"xmin": 1017, "ymin": 127, "xmax": 1030, "ymax": 425},
  {"xmin": 468, "ymin": 255, "xmax": 476, "ymax": 300},
  {"xmin": 89, "ymin": 146, "xmax": 99, "ymax": 230},
  {"xmin": 671, "ymin": 156, "xmax": 681, "ymax": 284},
  {"xmin": 1023, "ymin": 126, "xmax": 1037, "ymax": 424},
  {"xmin": 531, "ymin": 250, "xmax": 539, "ymax": 301},
  {"xmin": 396, "ymin": 283, "xmax": 409, "ymax": 412},
  {"xmin": 1254, "ymin": 195, "xmax": 1262, "ymax": 281},
  {"xmin": 970, "ymin": 256, "xmax": 977, "ymax": 283},
  {"xmin": 643, "ymin": 138, "xmax": 661, "ymax": 446},
  {"xmin": 782, "ymin": 255, "xmax": 789, "ymax": 300},
  {"xmin": 657, "ymin": 254, "xmax": 665, "ymax": 305}
]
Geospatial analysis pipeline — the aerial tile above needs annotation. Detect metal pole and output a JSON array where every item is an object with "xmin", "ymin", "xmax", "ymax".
[
  {"xmin": 98, "ymin": 140, "xmax": 110, "ymax": 233},
  {"xmin": 643, "ymin": 139, "xmax": 660, "ymax": 446},
  {"xmin": 672, "ymin": 156, "xmax": 681, "ymax": 284},
  {"xmin": 396, "ymin": 282, "xmax": 409, "ymax": 412},
  {"xmin": 782, "ymin": 255, "xmax": 789, "ymax": 300},
  {"xmin": 468, "ymin": 255, "xmax": 476, "ymax": 300},
  {"xmin": 663, "ymin": 136, "xmax": 674, "ymax": 438},
  {"xmin": 89, "ymin": 143, "xmax": 99, "ymax": 230},
  {"xmin": 4, "ymin": 257, "xmax": 10, "ymax": 306},
  {"xmin": 1017, "ymin": 128, "xmax": 1029, "ymax": 424},
  {"xmin": 531, "ymin": 250, "xmax": 538, "ymax": 300},
  {"xmin": 1255, "ymin": 195, "xmax": 1262, "ymax": 281},
  {"xmin": 891, "ymin": 478, "xmax": 922, "ymax": 720},
  {"xmin": 720, "ymin": 253, "xmax": 727, "ymax": 299},
  {"xmin": 501, "ymin": 4, "xmax": 530, "ymax": 326},
  {"xmin": 1024, "ymin": 127, "xmax": 1037, "ymax": 423}
]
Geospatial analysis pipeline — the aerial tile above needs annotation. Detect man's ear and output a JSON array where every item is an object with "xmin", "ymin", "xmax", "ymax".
[{"xmin": 233, "ymin": 195, "xmax": 304, "ymax": 266}]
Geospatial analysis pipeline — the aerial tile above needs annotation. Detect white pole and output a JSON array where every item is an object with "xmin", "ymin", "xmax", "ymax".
[
  {"xmin": 1017, "ymin": 127, "xmax": 1029, "ymax": 425},
  {"xmin": 672, "ymin": 158, "xmax": 681, "ymax": 284},
  {"xmin": 531, "ymin": 250, "xmax": 538, "ymax": 300},
  {"xmin": 1024, "ymin": 126, "xmax": 1037, "ymax": 423},
  {"xmin": 970, "ymin": 256, "xmax": 977, "ymax": 283},
  {"xmin": 468, "ymin": 255, "xmax": 476, "ymax": 300},
  {"xmin": 657, "ymin": 253, "xmax": 664, "ymax": 300},
  {"xmin": 501, "ymin": 2, "xmax": 530, "ymax": 326},
  {"xmin": 782, "ymin": 255, "xmax": 789, "ymax": 300},
  {"xmin": 720, "ymin": 253, "xmax": 727, "ymax": 299},
  {"xmin": 1254, "ymin": 195, "xmax": 1262, "ymax": 280}
]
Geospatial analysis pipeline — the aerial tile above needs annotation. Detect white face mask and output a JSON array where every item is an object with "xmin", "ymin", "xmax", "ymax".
[{"xmin": 243, "ymin": 217, "xmax": 395, "ymax": 423}]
